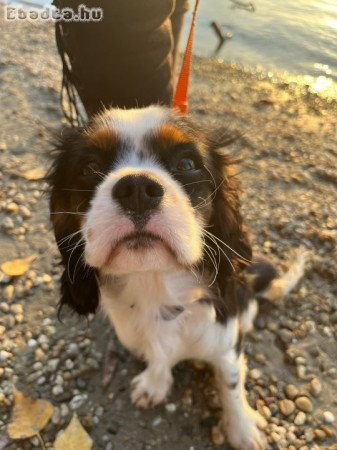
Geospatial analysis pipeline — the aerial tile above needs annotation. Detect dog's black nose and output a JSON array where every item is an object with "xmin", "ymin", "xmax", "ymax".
[{"xmin": 112, "ymin": 175, "xmax": 164, "ymax": 216}]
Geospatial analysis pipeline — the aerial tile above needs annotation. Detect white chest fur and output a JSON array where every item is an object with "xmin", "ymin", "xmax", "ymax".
[{"xmin": 100, "ymin": 270, "xmax": 238, "ymax": 365}]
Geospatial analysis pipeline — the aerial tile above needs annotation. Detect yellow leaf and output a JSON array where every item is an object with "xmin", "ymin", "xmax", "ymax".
[
  {"xmin": 1, "ymin": 255, "xmax": 37, "ymax": 277},
  {"xmin": 21, "ymin": 167, "xmax": 45, "ymax": 180},
  {"xmin": 55, "ymin": 414, "xmax": 93, "ymax": 450},
  {"xmin": 8, "ymin": 388, "xmax": 54, "ymax": 439}
]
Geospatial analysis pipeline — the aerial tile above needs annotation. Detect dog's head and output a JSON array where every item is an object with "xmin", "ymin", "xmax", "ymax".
[{"xmin": 48, "ymin": 106, "xmax": 251, "ymax": 315}]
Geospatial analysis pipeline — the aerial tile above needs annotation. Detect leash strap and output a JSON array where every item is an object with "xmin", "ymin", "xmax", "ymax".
[{"xmin": 173, "ymin": 0, "xmax": 200, "ymax": 115}]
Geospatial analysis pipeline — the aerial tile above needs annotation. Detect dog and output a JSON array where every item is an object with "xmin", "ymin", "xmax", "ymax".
[{"xmin": 48, "ymin": 106, "xmax": 306, "ymax": 450}]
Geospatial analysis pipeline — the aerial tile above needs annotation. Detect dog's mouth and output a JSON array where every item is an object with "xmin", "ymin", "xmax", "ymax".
[
  {"xmin": 102, "ymin": 230, "xmax": 177, "ymax": 269},
  {"xmin": 119, "ymin": 231, "xmax": 162, "ymax": 250}
]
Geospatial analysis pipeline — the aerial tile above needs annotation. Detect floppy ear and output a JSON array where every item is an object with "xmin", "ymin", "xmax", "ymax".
[
  {"xmin": 48, "ymin": 127, "xmax": 100, "ymax": 316},
  {"xmin": 206, "ymin": 130, "xmax": 252, "ymax": 277},
  {"xmin": 201, "ymin": 130, "xmax": 253, "ymax": 321}
]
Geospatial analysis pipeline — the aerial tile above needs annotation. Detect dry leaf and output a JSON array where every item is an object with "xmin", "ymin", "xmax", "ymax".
[
  {"xmin": 1, "ymin": 255, "xmax": 37, "ymax": 277},
  {"xmin": 21, "ymin": 167, "xmax": 45, "ymax": 180},
  {"xmin": 55, "ymin": 414, "xmax": 93, "ymax": 450},
  {"xmin": 8, "ymin": 388, "xmax": 54, "ymax": 439}
]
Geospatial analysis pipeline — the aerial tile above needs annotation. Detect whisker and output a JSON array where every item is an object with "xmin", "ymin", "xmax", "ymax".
[{"xmin": 203, "ymin": 229, "xmax": 251, "ymax": 264}]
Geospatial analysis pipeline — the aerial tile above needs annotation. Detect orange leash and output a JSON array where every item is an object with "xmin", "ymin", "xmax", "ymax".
[{"xmin": 173, "ymin": 0, "xmax": 200, "ymax": 115}]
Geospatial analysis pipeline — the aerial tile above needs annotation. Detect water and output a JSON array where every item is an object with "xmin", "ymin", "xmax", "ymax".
[{"xmin": 6, "ymin": 0, "xmax": 337, "ymax": 96}]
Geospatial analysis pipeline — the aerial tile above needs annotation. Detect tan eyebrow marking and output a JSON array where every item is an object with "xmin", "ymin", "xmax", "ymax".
[
  {"xmin": 85, "ymin": 127, "xmax": 118, "ymax": 150},
  {"xmin": 155, "ymin": 124, "xmax": 192, "ymax": 148}
]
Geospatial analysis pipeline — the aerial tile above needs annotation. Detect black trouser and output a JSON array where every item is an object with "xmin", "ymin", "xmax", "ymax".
[{"xmin": 55, "ymin": 0, "xmax": 189, "ymax": 117}]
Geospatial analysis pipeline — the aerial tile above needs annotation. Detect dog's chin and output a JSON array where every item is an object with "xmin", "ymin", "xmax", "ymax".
[{"xmin": 95, "ymin": 232, "xmax": 180, "ymax": 275}]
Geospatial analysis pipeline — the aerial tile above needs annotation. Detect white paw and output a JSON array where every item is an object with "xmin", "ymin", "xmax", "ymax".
[
  {"xmin": 223, "ymin": 408, "xmax": 267, "ymax": 450},
  {"xmin": 131, "ymin": 369, "xmax": 173, "ymax": 408}
]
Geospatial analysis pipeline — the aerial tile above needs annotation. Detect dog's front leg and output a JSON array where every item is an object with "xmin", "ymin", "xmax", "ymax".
[
  {"xmin": 215, "ymin": 349, "xmax": 267, "ymax": 450},
  {"xmin": 131, "ymin": 357, "xmax": 173, "ymax": 408}
]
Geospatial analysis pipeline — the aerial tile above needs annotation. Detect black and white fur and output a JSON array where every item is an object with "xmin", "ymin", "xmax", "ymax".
[{"xmin": 48, "ymin": 106, "xmax": 306, "ymax": 450}]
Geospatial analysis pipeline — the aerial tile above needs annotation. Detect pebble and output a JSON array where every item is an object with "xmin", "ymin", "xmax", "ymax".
[
  {"xmin": 295, "ymin": 396, "xmax": 313, "ymax": 413},
  {"xmin": 296, "ymin": 365, "xmax": 307, "ymax": 380},
  {"xmin": 314, "ymin": 429, "xmax": 326, "ymax": 440},
  {"xmin": 4, "ymin": 285, "xmax": 14, "ymax": 300},
  {"xmin": 211, "ymin": 425, "xmax": 225, "ymax": 445},
  {"xmin": 294, "ymin": 411, "xmax": 306, "ymax": 425},
  {"xmin": 322, "ymin": 411, "xmax": 335, "ymax": 424},
  {"xmin": 28, "ymin": 339, "xmax": 38, "ymax": 348},
  {"xmin": 2, "ymin": 217, "xmax": 14, "ymax": 230},
  {"xmin": 0, "ymin": 350, "xmax": 12, "ymax": 362},
  {"xmin": 70, "ymin": 393, "xmax": 88, "ymax": 410},
  {"xmin": 309, "ymin": 377, "xmax": 322, "ymax": 397},
  {"xmin": 6, "ymin": 202, "xmax": 19, "ymax": 214},
  {"xmin": 52, "ymin": 385, "xmax": 64, "ymax": 396},
  {"xmin": 151, "ymin": 416, "xmax": 162, "ymax": 427},
  {"xmin": 250, "ymin": 368, "xmax": 262, "ymax": 380},
  {"xmin": 279, "ymin": 399, "xmax": 295, "ymax": 416},
  {"xmin": 165, "ymin": 403, "xmax": 177, "ymax": 413},
  {"xmin": 284, "ymin": 384, "xmax": 299, "ymax": 400}
]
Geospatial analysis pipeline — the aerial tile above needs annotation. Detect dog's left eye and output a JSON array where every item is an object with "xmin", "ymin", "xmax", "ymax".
[
  {"xmin": 176, "ymin": 158, "xmax": 196, "ymax": 172},
  {"xmin": 82, "ymin": 162, "xmax": 100, "ymax": 176}
]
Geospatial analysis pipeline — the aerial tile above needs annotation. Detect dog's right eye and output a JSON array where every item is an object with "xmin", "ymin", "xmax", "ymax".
[{"xmin": 82, "ymin": 162, "xmax": 100, "ymax": 176}]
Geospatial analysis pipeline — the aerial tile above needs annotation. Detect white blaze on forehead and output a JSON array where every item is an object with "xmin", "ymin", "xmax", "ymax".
[{"xmin": 95, "ymin": 106, "xmax": 171, "ymax": 149}]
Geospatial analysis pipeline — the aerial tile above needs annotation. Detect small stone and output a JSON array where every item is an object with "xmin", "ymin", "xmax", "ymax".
[
  {"xmin": 28, "ymin": 339, "xmax": 38, "ymax": 348},
  {"xmin": 322, "ymin": 411, "xmax": 335, "ymax": 424},
  {"xmin": 52, "ymin": 385, "xmax": 64, "ymax": 396},
  {"xmin": 42, "ymin": 274, "xmax": 52, "ymax": 284},
  {"xmin": 19, "ymin": 205, "xmax": 31, "ymax": 218},
  {"xmin": 284, "ymin": 384, "xmax": 299, "ymax": 400},
  {"xmin": 2, "ymin": 217, "xmax": 14, "ymax": 230},
  {"xmin": 4, "ymin": 285, "xmax": 14, "ymax": 300},
  {"xmin": 0, "ymin": 302, "xmax": 9, "ymax": 313},
  {"xmin": 6, "ymin": 202, "xmax": 19, "ymax": 214},
  {"xmin": 295, "ymin": 396, "xmax": 313, "ymax": 413},
  {"xmin": 151, "ymin": 416, "xmax": 162, "ymax": 427},
  {"xmin": 0, "ymin": 350, "xmax": 12, "ymax": 362},
  {"xmin": 107, "ymin": 420, "xmax": 120, "ymax": 435},
  {"xmin": 304, "ymin": 429, "xmax": 314, "ymax": 443},
  {"xmin": 70, "ymin": 393, "xmax": 88, "ymax": 410},
  {"xmin": 253, "ymin": 353, "xmax": 267, "ymax": 365},
  {"xmin": 250, "ymin": 368, "xmax": 262, "ymax": 380},
  {"xmin": 211, "ymin": 425, "xmax": 225, "ymax": 445},
  {"xmin": 294, "ymin": 411, "xmax": 306, "ymax": 425},
  {"xmin": 165, "ymin": 403, "xmax": 177, "ymax": 413},
  {"xmin": 260, "ymin": 405, "xmax": 271, "ymax": 419},
  {"xmin": 10, "ymin": 304, "xmax": 23, "ymax": 315},
  {"xmin": 309, "ymin": 378, "xmax": 322, "ymax": 397},
  {"xmin": 270, "ymin": 431, "xmax": 281, "ymax": 443},
  {"xmin": 296, "ymin": 365, "xmax": 307, "ymax": 379},
  {"xmin": 279, "ymin": 399, "xmax": 295, "ymax": 416},
  {"xmin": 314, "ymin": 429, "xmax": 326, "ymax": 440},
  {"xmin": 35, "ymin": 348, "xmax": 45, "ymax": 361},
  {"xmin": 67, "ymin": 343, "xmax": 79, "ymax": 357}
]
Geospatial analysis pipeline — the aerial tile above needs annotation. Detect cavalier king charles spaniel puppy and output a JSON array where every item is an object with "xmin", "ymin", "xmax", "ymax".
[{"xmin": 48, "ymin": 106, "xmax": 306, "ymax": 450}]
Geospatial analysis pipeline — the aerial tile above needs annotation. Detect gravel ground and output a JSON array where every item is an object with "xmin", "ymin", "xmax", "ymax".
[{"xmin": 1, "ymin": 7, "xmax": 337, "ymax": 450}]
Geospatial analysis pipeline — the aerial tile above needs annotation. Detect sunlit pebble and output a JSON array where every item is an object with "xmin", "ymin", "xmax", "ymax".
[
  {"xmin": 0, "ymin": 351, "xmax": 13, "ymax": 362},
  {"xmin": 6, "ymin": 202, "xmax": 19, "ymax": 214},
  {"xmin": 165, "ymin": 403, "xmax": 177, "ymax": 413},
  {"xmin": 323, "ymin": 411, "xmax": 335, "ymax": 424},
  {"xmin": 3, "ymin": 285, "xmax": 14, "ymax": 300},
  {"xmin": 1, "ymin": 217, "xmax": 14, "ymax": 230},
  {"xmin": 0, "ymin": 303, "xmax": 9, "ymax": 313}
]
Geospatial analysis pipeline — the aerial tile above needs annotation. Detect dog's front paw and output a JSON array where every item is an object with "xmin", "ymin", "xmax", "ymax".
[
  {"xmin": 223, "ymin": 408, "xmax": 267, "ymax": 450},
  {"xmin": 131, "ymin": 368, "xmax": 173, "ymax": 408}
]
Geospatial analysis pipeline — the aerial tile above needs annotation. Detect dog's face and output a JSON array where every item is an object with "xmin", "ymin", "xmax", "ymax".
[{"xmin": 48, "ymin": 106, "xmax": 251, "ymax": 315}]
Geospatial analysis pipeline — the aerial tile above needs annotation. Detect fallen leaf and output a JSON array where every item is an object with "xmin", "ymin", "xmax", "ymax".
[
  {"xmin": 8, "ymin": 388, "xmax": 54, "ymax": 439},
  {"xmin": 1, "ymin": 255, "xmax": 37, "ymax": 277},
  {"xmin": 55, "ymin": 414, "xmax": 92, "ymax": 450},
  {"xmin": 21, "ymin": 167, "xmax": 45, "ymax": 180}
]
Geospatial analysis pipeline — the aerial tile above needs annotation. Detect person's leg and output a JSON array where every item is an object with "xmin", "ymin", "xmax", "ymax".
[{"xmin": 55, "ymin": 0, "xmax": 189, "ymax": 117}]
